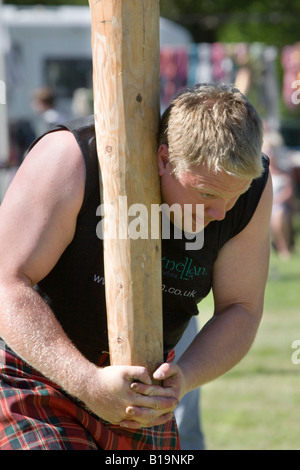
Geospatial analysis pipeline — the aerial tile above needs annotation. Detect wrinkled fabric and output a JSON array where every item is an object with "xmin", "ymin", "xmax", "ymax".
[{"xmin": 0, "ymin": 348, "xmax": 179, "ymax": 450}]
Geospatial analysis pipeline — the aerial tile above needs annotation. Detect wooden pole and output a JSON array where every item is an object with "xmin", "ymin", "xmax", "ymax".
[{"xmin": 89, "ymin": 0, "xmax": 163, "ymax": 375}]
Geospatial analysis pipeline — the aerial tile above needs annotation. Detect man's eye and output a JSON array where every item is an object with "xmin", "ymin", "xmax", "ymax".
[{"xmin": 199, "ymin": 192, "xmax": 215, "ymax": 199}]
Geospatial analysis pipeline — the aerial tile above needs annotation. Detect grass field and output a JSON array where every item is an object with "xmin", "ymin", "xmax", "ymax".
[{"xmin": 198, "ymin": 220, "xmax": 300, "ymax": 450}]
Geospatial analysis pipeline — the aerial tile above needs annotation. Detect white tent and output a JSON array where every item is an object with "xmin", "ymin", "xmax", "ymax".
[
  {"xmin": 160, "ymin": 17, "xmax": 192, "ymax": 46},
  {"xmin": 2, "ymin": 5, "xmax": 192, "ymax": 122}
]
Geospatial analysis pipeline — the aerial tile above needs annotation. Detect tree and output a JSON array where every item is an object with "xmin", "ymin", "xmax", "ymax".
[
  {"xmin": 4, "ymin": 0, "xmax": 86, "ymax": 5},
  {"xmin": 159, "ymin": 0, "xmax": 300, "ymax": 46},
  {"xmin": 4, "ymin": 0, "xmax": 300, "ymax": 46}
]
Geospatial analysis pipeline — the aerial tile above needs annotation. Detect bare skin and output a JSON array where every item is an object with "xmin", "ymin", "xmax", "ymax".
[{"xmin": 0, "ymin": 132, "xmax": 272, "ymax": 429}]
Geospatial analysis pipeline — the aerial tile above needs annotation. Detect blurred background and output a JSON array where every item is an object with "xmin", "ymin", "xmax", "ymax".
[{"xmin": 0, "ymin": 0, "xmax": 299, "ymax": 450}]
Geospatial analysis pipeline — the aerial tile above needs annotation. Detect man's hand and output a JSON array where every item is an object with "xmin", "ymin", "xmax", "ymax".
[
  {"xmin": 94, "ymin": 362, "xmax": 186, "ymax": 429},
  {"xmin": 82, "ymin": 364, "xmax": 180, "ymax": 429}
]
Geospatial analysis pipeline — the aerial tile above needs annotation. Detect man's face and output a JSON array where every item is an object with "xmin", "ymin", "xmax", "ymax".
[{"xmin": 158, "ymin": 144, "xmax": 252, "ymax": 232}]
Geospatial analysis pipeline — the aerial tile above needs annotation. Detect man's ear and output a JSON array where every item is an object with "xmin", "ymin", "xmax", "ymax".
[{"xmin": 157, "ymin": 144, "xmax": 170, "ymax": 176}]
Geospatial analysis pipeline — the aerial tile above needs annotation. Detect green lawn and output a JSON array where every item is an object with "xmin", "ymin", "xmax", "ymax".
[{"xmin": 198, "ymin": 223, "xmax": 300, "ymax": 450}]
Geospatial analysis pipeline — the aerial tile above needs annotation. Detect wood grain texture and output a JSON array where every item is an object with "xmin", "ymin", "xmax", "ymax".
[{"xmin": 89, "ymin": 0, "xmax": 163, "ymax": 374}]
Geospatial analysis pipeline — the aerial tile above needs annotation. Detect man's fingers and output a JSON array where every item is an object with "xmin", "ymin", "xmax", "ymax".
[
  {"xmin": 153, "ymin": 362, "xmax": 176, "ymax": 381},
  {"xmin": 119, "ymin": 411, "xmax": 174, "ymax": 429},
  {"xmin": 130, "ymin": 381, "xmax": 175, "ymax": 397},
  {"xmin": 128, "ymin": 392, "xmax": 178, "ymax": 410},
  {"xmin": 129, "ymin": 367, "xmax": 153, "ymax": 385},
  {"xmin": 129, "ymin": 362, "xmax": 180, "ymax": 397}
]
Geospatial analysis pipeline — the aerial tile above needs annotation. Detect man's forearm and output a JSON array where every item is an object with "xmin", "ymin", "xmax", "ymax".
[
  {"xmin": 0, "ymin": 279, "xmax": 180, "ymax": 426},
  {"xmin": 0, "ymin": 279, "xmax": 97, "ymax": 401},
  {"xmin": 177, "ymin": 304, "xmax": 261, "ymax": 394}
]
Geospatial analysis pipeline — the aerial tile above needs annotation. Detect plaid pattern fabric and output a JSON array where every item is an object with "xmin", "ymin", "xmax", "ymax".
[{"xmin": 0, "ymin": 347, "xmax": 179, "ymax": 450}]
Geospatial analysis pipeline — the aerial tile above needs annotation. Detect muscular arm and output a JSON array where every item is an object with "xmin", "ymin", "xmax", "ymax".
[
  {"xmin": 136, "ymin": 173, "xmax": 273, "ymax": 407},
  {"xmin": 174, "ymin": 174, "xmax": 273, "ymax": 393},
  {"xmin": 0, "ymin": 131, "xmax": 176, "ymax": 427},
  {"xmin": 0, "ymin": 131, "xmax": 95, "ymax": 395}
]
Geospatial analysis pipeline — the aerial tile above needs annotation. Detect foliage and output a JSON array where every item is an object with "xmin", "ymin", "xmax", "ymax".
[
  {"xmin": 4, "ymin": 0, "xmax": 300, "ymax": 46},
  {"xmin": 3, "ymin": 0, "xmax": 87, "ymax": 5},
  {"xmin": 160, "ymin": 0, "xmax": 300, "ymax": 45}
]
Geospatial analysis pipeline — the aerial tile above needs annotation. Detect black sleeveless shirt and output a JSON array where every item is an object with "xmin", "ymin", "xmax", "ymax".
[{"xmin": 33, "ymin": 116, "xmax": 269, "ymax": 364}]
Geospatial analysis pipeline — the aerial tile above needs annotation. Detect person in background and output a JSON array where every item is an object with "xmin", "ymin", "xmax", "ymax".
[
  {"xmin": 263, "ymin": 129, "xmax": 296, "ymax": 260},
  {"xmin": 32, "ymin": 87, "xmax": 66, "ymax": 135}
]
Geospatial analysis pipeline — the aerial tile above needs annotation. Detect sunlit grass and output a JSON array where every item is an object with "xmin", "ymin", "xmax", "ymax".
[{"xmin": 198, "ymin": 222, "xmax": 300, "ymax": 450}]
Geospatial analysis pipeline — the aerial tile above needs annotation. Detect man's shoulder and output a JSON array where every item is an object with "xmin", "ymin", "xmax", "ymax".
[{"xmin": 63, "ymin": 114, "xmax": 95, "ymax": 134}]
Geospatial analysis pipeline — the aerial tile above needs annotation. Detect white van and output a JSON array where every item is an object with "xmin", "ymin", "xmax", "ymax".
[
  {"xmin": 0, "ymin": 5, "xmax": 191, "ymax": 199},
  {"xmin": 1, "ymin": 5, "xmax": 192, "ymax": 123}
]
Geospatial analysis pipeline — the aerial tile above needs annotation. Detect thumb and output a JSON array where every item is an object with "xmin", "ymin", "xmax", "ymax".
[
  {"xmin": 152, "ymin": 362, "xmax": 175, "ymax": 381},
  {"xmin": 130, "ymin": 366, "xmax": 153, "ymax": 385},
  {"xmin": 153, "ymin": 362, "xmax": 185, "ymax": 400}
]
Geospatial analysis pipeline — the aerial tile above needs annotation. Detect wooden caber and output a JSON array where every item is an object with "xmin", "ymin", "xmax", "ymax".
[{"xmin": 89, "ymin": 0, "xmax": 163, "ymax": 376}]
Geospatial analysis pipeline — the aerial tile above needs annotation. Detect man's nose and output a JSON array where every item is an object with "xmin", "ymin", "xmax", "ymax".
[{"xmin": 206, "ymin": 200, "xmax": 227, "ymax": 221}]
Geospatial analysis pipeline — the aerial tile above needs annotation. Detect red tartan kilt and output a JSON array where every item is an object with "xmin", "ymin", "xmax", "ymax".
[{"xmin": 0, "ymin": 347, "xmax": 179, "ymax": 450}]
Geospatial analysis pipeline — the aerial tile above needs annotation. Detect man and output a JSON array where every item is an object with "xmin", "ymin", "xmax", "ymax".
[
  {"xmin": 0, "ymin": 84, "xmax": 272, "ymax": 450},
  {"xmin": 32, "ymin": 87, "xmax": 67, "ymax": 136}
]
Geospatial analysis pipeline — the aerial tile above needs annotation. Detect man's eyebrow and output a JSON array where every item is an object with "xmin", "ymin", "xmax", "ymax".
[
  {"xmin": 194, "ymin": 181, "xmax": 252, "ymax": 197},
  {"xmin": 193, "ymin": 185, "xmax": 218, "ymax": 195}
]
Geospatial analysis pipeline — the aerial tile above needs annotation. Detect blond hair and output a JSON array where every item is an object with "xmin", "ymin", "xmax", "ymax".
[{"xmin": 158, "ymin": 83, "xmax": 263, "ymax": 179}]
